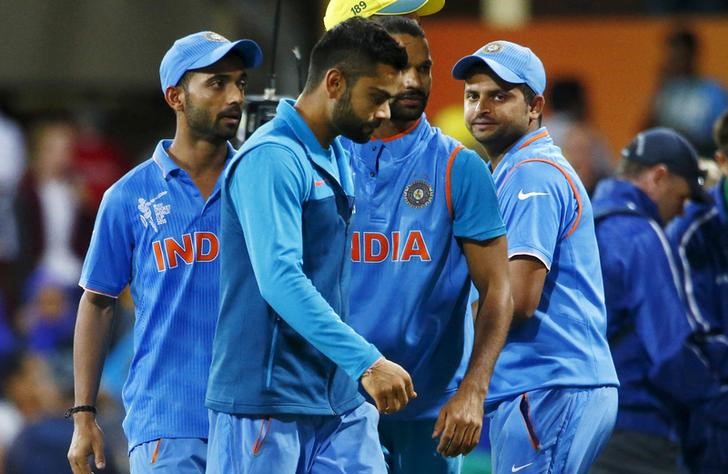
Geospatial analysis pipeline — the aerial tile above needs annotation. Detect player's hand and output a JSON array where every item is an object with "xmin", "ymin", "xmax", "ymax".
[
  {"xmin": 432, "ymin": 385, "xmax": 485, "ymax": 457},
  {"xmin": 360, "ymin": 357, "xmax": 416, "ymax": 414},
  {"xmin": 68, "ymin": 412, "xmax": 106, "ymax": 474}
]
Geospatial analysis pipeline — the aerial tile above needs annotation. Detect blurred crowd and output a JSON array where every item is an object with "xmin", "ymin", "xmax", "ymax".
[{"xmin": 0, "ymin": 20, "xmax": 725, "ymax": 474}]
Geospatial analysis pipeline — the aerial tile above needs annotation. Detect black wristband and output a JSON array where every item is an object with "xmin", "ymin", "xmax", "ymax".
[{"xmin": 64, "ymin": 405, "xmax": 97, "ymax": 419}]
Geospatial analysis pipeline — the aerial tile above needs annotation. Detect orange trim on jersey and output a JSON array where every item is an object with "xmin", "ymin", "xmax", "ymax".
[
  {"xmin": 252, "ymin": 418, "xmax": 272, "ymax": 456},
  {"xmin": 517, "ymin": 130, "xmax": 550, "ymax": 151},
  {"xmin": 506, "ymin": 158, "xmax": 583, "ymax": 238},
  {"xmin": 378, "ymin": 118, "xmax": 422, "ymax": 143},
  {"xmin": 445, "ymin": 145, "xmax": 465, "ymax": 218},
  {"xmin": 150, "ymin": 439, "xmax": 161, "ymax": 464}
]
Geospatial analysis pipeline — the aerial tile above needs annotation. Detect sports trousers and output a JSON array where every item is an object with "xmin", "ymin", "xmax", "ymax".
[
  {"xmin": 488, "ymin": 386, "xmax": 617, "ymax": 474},
  {"xmin": 206, "ymin": 402, "xmax": 386, "ymax": 474}
]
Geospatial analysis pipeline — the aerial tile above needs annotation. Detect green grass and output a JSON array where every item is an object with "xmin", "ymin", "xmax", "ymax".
[{"xmin": 462, "ymin": 450, "xmax": 492, "ymax": 474}]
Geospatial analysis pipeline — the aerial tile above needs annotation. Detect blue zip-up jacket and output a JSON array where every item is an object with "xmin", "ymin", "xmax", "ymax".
[
  {"xmin": 206, "ymin": 99, "xmax": 381, "ymax": 416},
  {"xmin": 667, "ymin": 179, "xmax": 728, "ymax": 424},
  {"xmin": 592, "ymin": 178, "xmax": 719, "ymax": 438}
]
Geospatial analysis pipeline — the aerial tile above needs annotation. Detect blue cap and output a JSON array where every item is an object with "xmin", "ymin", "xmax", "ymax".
[
  {"xmin": 451, "ymin": 40, "xmax": 546, "ymax": 95},
  {"xmin": 159, "ymin": 31, "xmax": 263, "ymax": 93},
  {"xmin": 622, "ymin": 127, "xmax": 711, "ymax": 203}
]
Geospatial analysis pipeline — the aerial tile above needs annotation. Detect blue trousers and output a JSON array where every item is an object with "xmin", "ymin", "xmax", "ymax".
[
  {"xmin": 488, "ymin": 386, "xmax": 617, "ymax": 474},
  {"xmin": 129, "ymin": 437, "xmax": 206, "ymax": 473},
  {"xmin": 207, "ymin": 402, "xmax": 386, "ymax": 473}
]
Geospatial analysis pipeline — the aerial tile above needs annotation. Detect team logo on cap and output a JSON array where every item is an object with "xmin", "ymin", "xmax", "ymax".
[
  {"xmin": 482, "ymin": 42, "xmax": 502, "ymax": 54},
  {"xmin": 204, "ymin": 32, "xmax": 228, "ymax": 43},
  {"xmin": 403, "ymin": 180, "xmax": 433, "ymax": 208}
]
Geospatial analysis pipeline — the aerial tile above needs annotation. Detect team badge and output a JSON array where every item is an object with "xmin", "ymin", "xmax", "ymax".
[
  {"xmin": 137, "ymin": 191, "xmax": 171, "ymax": 232},
  {"xmin": 403, "ymin": 180, "xmax": 433, "ymax": 208},
  {"xmin": 482, "ymin": 42, "xmax": 502, "ymax": 54},
  {"xmin": 204, "ymin": 32, "xmax": 228, "ymax": 42}
]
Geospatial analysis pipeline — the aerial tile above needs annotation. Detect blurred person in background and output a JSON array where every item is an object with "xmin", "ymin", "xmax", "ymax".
[
  {"xmin": 1, "ymin": 350, "xmax": 118, "ymax": 474},
  {"xmin": 0, "ymin": 94, "xmax": 27, "ymax": 322},
  {"xmin": 15, "ymin": 118, "xmax": 87, "ymax": 292},
  {"xmin": 646, "ymin": 27, "xmax": 728, "ymax": 156},
  {"xmin": 667, "ymin": 111, "xmax": 728, "ymax": 474},
  {"xmin": 66, "ymin": 30, "xmax": 262, "ymax": 474},
  {"xmin": 591, "ymin": 128, "xmax": 717, "ymax": 474},
  {"xmin": 546, "ymin": 78, "xmax": 613, "ymax": 195}
]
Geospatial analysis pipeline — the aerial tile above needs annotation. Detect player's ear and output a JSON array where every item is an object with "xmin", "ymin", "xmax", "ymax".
[
  {"xmin": 324, "ymin": 68, "xmax": 346, "ymax": 100},
  {"xmin": 164, "ymin": 85, "xmax": 185, "ymax": 112},
  {"xmin": 529, "ymin": 95, "xmax": 545, "ymax": 117}
]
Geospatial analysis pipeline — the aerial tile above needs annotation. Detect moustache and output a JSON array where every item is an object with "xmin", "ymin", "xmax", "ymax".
[
  {"xmin": 394, "ymin": 91, "xmax": 427, "ymax": 102},
  {"xmin": 218, "ymin": 106, "xmax": 242, "ymax": 120}
]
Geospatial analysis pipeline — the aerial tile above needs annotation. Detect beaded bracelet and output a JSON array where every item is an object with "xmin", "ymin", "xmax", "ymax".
[{"xmin": 64, "ymin": 405, "xmax": 97, "ymax": 418}]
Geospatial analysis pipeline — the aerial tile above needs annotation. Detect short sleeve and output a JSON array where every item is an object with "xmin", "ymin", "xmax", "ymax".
[
  {"xmin": 79, "ymin": 184, "xmax": 134, "ymax": 297},
  {"xmin": 497, "ymin": 161, "xmax": 576, "ymax": 269},
  {"xmin": 449, "ymin": 148, "xmax": 506, "ymax": 241}
]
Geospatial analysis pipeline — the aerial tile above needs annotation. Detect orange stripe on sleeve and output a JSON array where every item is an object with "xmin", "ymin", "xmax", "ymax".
[
  {"xmin": 445, "ymin": 145, "xmax": 465, "ymax": 219},
  {"xmin": 151, "ymin": 439, "xmax": 161, "ymax": 464}
]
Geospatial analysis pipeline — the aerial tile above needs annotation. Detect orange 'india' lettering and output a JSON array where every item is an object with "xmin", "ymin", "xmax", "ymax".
[
  {"xmin": 351, "ymin": 231, "xmax": 431, "ymax": 263},
  {"xmin": 152, "ymin": 232, "xmax": 220, "ymax": 271}
]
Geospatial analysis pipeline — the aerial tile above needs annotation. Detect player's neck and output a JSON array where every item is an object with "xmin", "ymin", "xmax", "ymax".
[
  {"xmin": 371, "ymin": 118, "xmax": 418, "ymax": 140},
  {"xmin": 168, "ymin": 134, "xmax": 228, "ymax": 175}
]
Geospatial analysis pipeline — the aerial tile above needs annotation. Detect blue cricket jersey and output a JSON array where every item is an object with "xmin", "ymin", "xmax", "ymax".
[
  {"xmin": 342, "ymin": 116, "xmax": 506, "ymax": 419},
  {"xmin": 80, "ymin": 140, "xmax": 230, "ymax": 451},
  {"xmin": 488, "ymin": 128, "xmax": 618, "ymax": 404},
  {"xmin": 206, "ymin": 99, "xmax": 381, "ymax": 416}
]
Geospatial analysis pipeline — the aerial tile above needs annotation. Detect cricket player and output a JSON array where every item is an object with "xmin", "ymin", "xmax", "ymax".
[
  {"xmin": 453, "ymin": 41, "xmax": 619, "ymax": 473},
  {"xmin": 66, "ymin": 31, "xmax": 262, "ymax": 474},
  {"xmin": 341, "ymin": 16, "xmax": 512, "ymax": 474},
  {"xmin": 205, "ymin": 18, "xmax": 416, "ymax": 474}
]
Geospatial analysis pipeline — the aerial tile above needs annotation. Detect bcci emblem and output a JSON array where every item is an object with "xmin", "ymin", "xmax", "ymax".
[
  {"xmin": 482, "ymin": 42, "xmax": 502, "ymax": 54},
  {"xmin": 403, "ymin": 180, "xmax": 433, "ymax": 208},
  {"xmin": 205, "ymin": 32, "xmax": 228, "ymax": 42}
]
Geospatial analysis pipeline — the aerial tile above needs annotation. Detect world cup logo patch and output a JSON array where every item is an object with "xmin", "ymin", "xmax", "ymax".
[{"xmin": 403, "ymin": 180, "xmax": 433, "ymax": 208}]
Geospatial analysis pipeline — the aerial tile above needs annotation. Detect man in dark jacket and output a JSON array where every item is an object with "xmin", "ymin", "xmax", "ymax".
[
  {"xmin": 591, "ymin": 127, "xmax": 718, "ymax": 474},
  {"xmin": 667, "ymin": 111, "xmax": 728, "ymax": 473}
]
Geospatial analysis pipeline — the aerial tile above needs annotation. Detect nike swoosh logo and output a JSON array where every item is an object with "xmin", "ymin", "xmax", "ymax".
[
  {"xmin": 512, "ymin": 462, "xmax": 534, "ymax": 472},
  {"xmin": 518, "ymin": 190, "xmax": 549, "ymax": 200}
]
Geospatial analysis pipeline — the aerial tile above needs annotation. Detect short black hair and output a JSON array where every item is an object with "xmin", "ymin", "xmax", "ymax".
[
  {"xmin": 714, "ymin": 110, "xmax": 728, "ymax": 154},
  {"xmin": 304, "ymin": 16, "xmax": 408, "ymax": 91},
  {"xmin": 373, "ymin": 15, "xmax": 425, "ymax": 38}
]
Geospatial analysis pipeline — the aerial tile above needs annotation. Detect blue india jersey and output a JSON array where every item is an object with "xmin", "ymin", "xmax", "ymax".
[
  {"xmin": 80, "ymin": 139, "xmax": 230, "ymax": 451},
  {"xmin": 488, "ymin": 128, "xmax": 618, "ymax": 403},
  {"xmin": 343, "ymin": 116, "xmax": 506, "ymax": 419}
]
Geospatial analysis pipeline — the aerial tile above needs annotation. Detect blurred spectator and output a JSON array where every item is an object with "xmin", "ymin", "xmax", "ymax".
[
  {"xmin": 73, "ymin": 105, "xmax": 130, "ymax": 214},
  {"xmin": 15, "ymin": 270, "xmax": 77, "ymax": 356},
  {"xmin": 0, "ymin": 100, "xmax": 27, "ymax": 320},
  {"xmin": 0, "ymin": 351, "xmax": 119, "ymax": 474},
  {"xmin": 547, "ymin": 78, "xmax": 613, "ymax": 195},
  {"xmin": 590, "ymin": 128, "xmax": 718, "ymax": 474},
  {"xmin": 667, "ymin": 110, "xmax": 728, "ymax": 473},
  {"xmin": 646, "ymin": 27, "xmax": 728, "ymax": 156},
  {"xmin": 15, "ymin": 118, "xmax": 88, "ymax": 291}
]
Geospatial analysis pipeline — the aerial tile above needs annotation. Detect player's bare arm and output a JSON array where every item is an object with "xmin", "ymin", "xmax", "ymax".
[
  {"xmin": 509, "ymin": 255, "xmax": 547, "ymax": 320},
  {"xmin": 67, "ymin": 290, "xmax": 115, "ymax": 474},
  {"xmin": 433, "ymin": 235, "xmax": 513, "ymax": 456}
]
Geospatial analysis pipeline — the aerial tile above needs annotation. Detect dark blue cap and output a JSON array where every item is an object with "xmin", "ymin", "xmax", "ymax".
[
  {"xmin": 622, "ymin": 127, "xmax": 710, "ymax": 203},
  {"xmin": 159, "ymin": 31, "xmax": 263, "ymax": 93}
]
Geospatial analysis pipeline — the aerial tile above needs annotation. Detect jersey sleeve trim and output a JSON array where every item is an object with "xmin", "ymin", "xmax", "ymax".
[
  {"xmin": 508, "ymin": 248, "xmax": 552, "ymax": 271},
  {"xmin": 79, "ymin": 284, "xmax": 120, "ymax": 299},
  {"xmin": 445, "ymin": 144, "xmax": 465, "ymax": 218}
]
